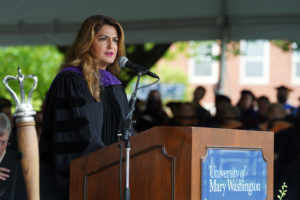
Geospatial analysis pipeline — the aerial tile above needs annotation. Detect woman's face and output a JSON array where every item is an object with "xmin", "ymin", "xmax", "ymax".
[{"xmin": 91, "ymin": 25, "xmax": 119, "ymax": 69}]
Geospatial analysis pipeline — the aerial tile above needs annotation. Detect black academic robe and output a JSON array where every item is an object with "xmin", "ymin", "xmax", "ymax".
[
  {"xmin": 39, "ymin": 69, "xmax": 130, "ymax": 199},
  {"xmin": 0, "ymin": 150, "xmax": 19, "ymax": 200}
]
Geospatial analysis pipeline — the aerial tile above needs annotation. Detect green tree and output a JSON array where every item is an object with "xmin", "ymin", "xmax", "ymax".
[
  {"xmin": 125, "ymin": 42, "xmax": 189, "ymax": 101},
  {"xmin": 0, "ymin": 46, "xmax": 63, "ymax": 110}
]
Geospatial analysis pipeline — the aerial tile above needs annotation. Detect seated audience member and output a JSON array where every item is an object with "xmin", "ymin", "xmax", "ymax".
[
  {"xmin": 259, "ymin": 103, "xmax": 292, "ymax": 133},
  {"xmin": 166, "ymin": 101, "xmax": 182, "ymax": 126},
  {"xmin": 192, "ymin": 86, "xmax": 211, "ymax": 126},
  {"xmin": 0, "ymin": 102, "xmax": 27, "ymax": 200},
  {"xmin": 209, "ymin": 94, "xmax": 232, "ymax": 127},
  {"xmin": 132, "ymin": 98, "xmax": 145, "ymax": 132},
  {"xmin": 256, "ymin": 96, "xmax": 270, "ymax": 123},
  {"xmin": 236, "ymin": 90, "xmax": 258, "ymax": 129},
  {"xmin": 0, "ymin": 98, "xmax": 17, "ymax": 151},
  {"xmin": 215, "ymin": 94, "xmax": 232, "ymax": 116},
  {"xmin": 0, "ymin": 113, "xmax": 18, "ymax": 200},
  {"xmin": 167, "ymin": 102, "xmax": 199, "ymax": 126},
  {"xmin": 213, "ymin": 104, "xmax": 243, "ymax": 129},
  {"xmin": 135, "ymin": 90, "xmax": 169, "ymax": 132},
  {"xmin": 176, "ymin": 102, "xmax": 198, "ymax": 126},
  {"xmin": 276, "ymin": 85, "xmax": 297, "ymax": 116}
]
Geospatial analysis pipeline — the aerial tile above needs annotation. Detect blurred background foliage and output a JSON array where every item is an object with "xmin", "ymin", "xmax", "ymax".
[
  {"xmin": 0, "ymin": 46, "xmax": 64, "ymax": 110},
  {"xmin": 0, "ymin": 43, "xmax": 172, "ymax": 111},
  {"xmin": 1, "ymin": 40, "xmax": 297, "ymax": 112}
]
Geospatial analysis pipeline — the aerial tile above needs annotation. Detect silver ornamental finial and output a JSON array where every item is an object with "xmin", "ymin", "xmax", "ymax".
[{"xmin": 2, "ymin": 67, "xmax": 38, "ymax": 122}]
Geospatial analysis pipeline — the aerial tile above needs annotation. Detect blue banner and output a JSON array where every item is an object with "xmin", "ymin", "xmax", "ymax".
[{"xmin": 201, "ymin": 148, "xmax": 267, "ymax": 200}]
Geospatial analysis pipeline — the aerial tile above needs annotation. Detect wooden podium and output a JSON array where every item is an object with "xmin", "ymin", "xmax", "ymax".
[{"xmin": 70, "ymin": 126, "xmax": 273, "ymax": 200}]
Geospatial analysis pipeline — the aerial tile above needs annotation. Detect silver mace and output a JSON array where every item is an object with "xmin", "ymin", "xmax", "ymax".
[{"xmin": 3, "ymin": 67, "xmax": 40, "ymax": 200}]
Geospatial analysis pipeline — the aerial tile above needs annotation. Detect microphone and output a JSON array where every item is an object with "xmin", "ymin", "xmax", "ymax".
[{"xmin": 118, "ymin": 56, "xmax": 159, "ymax": 79}]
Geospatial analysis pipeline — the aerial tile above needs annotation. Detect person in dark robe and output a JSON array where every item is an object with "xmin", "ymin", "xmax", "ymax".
[
  {"xmin": 135, "ymin": 90, "xmax": 169, "ymax": 132},
  {"xmin": 0, "ymin": 102, "xmax": 27, "ymax": 200},
  {"xmin": 0, "ymin": 98, "xmax": 17, "ymax": 151},
  {"xmin": 236, "ymin": 89, "xmax": 258, "ymax": 129},
  {"xmin": 0, "ymin": 112, "xmax": 18, "ymax": 200},
  {"xmin": 276, "ymin": 85, "xmax": 297, "ymax": 116},
  {"xmin": 192, "ymin": 86, "xmax": 211, "ymax": 126},
  {"xmin": 39, "ymin": 15, "xmax": 130, "ymax": 200}
]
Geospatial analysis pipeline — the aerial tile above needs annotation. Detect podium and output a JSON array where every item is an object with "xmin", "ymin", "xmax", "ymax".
[{"xmin": 70, "ymin": 126, "xmax": 273, "ymax": 200}]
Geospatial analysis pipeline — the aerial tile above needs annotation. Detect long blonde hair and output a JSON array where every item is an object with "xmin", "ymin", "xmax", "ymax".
[{"xmin": 62, "ymin": 15, "xmax": 126, "ymax": 101}]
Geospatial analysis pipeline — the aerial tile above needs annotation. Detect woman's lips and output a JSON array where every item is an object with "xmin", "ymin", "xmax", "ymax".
[{"xmin": 105, "ymin": 52, "xmax": 114, "ymax": 56}]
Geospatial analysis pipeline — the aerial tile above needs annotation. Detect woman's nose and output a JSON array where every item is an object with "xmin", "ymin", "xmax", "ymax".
[{"xmin": 107, "ymin": 39, "xmax": 113, "ymax": 48}]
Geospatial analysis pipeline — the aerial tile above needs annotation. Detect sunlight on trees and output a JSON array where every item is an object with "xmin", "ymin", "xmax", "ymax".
[{"xmin": 0, "ymin": 46, "xmax": 63, "ymax": 110}]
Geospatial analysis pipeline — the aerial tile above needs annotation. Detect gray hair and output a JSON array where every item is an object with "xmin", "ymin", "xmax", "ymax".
[{"xmin": 0, "ymin": 112, "xmax": 11, "ymax": 137}]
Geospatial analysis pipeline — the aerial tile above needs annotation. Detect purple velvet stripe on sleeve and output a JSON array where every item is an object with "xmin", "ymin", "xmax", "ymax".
[
  {"xmin": 59, "ymin": 66, "xmax": 121, "ymax": 86},
  {"xmin": 100, "ymin": 70, "xmax": 121, "ymax": 86},
  {"xmin": 60, "ymin": 66, "xmax": 82, "ymax": 75}
]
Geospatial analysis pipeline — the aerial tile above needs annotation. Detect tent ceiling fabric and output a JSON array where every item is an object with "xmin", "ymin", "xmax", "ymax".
[{"xmin": 1, "ymin": 0, "xmax": 300, "ymax": 46}]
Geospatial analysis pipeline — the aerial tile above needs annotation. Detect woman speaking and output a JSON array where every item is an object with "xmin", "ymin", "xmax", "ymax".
[{"xmin": 39, "ymin": 15, "xmax": 130, "ymax": 200}]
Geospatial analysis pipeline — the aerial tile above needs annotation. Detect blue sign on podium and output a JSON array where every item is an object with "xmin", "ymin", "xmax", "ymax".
[{"xmin": 201, "ymin": 148, "xmax": 267, "ymax": 200}]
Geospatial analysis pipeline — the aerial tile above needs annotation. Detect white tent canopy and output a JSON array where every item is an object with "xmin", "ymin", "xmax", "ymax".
[{"xmin": 1, "ymin": 0, "xmax": 300, "ymax": 46}]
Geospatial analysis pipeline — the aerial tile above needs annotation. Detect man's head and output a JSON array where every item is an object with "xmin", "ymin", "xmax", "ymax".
[
  {"xmin": 193, "ymin": 86, "xmax": 206, "ymax": 104},
  {"xmin": 276, "ymin": 85, "xmax": 292, "ymax": 104},
  {"xmin": 0, "ymin": 113, "xmax": 11, "ymax": 156}
]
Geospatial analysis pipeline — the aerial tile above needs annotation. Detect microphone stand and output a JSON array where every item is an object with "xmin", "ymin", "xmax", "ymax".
[
  {"xmin": 119, "ymin": 69, "xmax": 159, "ymax": 200},
  {"xmin": 121, "ymin": 72, "xmax": 142, "ymax": 200}
]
